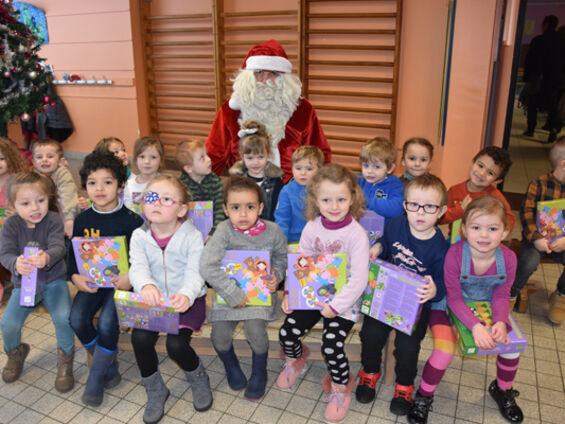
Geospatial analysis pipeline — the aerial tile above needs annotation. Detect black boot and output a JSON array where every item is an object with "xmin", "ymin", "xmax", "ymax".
[
  {"xmin": 488, "ymin": 380, "xmax": 523, "ymax": 423},
  {"xmin": 244, "ymin": 351, "xmax": 268, "ymax": 400},
  {"xmin": 216, "ymin": 345, "xmax": 247, "ymax": 390},
  {"xmin": 408, "ymin": 392, "xmax": 433, "ymax": 424}
]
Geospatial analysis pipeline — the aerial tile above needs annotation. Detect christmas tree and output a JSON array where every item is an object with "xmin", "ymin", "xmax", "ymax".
[{"xmin": 0, "ymin": 1, "xmax": 52, "ymax": 136}]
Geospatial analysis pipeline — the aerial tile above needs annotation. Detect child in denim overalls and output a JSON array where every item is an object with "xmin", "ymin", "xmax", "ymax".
[{"xmin": 443, "ymin": 195, "xmax": 523, "ymax": 424}]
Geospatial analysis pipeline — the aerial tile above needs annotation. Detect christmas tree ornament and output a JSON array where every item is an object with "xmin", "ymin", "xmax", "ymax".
[
  {"xmin": 29, "ymin": 71, "xmax": 37, "ymax": 79},
  {"xmin": 20, "ymin": 112, "xmax": 30, "ymax": 121},
  {"xmin": 43, "ymin": 95, "xmax": 50, "ymax": 103},
  {"xmin": 50, "ymin": 101, "xmax": 56, "ymax": 107},
  {"xmin": 3, "ymin": 71, "xmax": 11, "ymax": 78}
]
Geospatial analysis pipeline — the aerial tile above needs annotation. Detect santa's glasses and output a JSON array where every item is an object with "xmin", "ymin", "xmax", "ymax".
[{"xmin": 143, "ymin": 191, "xmax": 179, "ymax": 207}]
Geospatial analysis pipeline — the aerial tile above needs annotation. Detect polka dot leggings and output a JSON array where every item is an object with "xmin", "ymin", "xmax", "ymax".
[{"xmin": 279, "ymin": 309, "xmax": 354, "ymax": 385}]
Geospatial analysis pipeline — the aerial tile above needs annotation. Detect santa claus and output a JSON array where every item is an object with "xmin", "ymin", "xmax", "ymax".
[{"xmin": 206, "ymin": 40, "xmax": 331, "ymax": 183}]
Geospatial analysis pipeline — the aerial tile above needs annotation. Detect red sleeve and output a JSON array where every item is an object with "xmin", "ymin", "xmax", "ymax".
[
  {"xmin": 440, "ymin": 183, "xmax": 466, "ymax": 225},
  {"xmin": 206, "ymin": 101, "xmax": 241, "ymax": 176}
]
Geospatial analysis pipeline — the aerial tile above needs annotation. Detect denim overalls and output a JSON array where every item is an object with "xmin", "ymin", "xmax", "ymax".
[{"xmin": 460, "ymin": 242, "xmax": 507, "ymax": 302}]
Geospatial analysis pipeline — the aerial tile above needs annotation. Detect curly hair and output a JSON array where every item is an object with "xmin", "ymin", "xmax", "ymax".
[
  {"xmin": 79, "ymin": 150, "xmax": 128, "ymax": 190},
  {"xmin": 0, "ymin": 137, "xmax": 28, "ymax": 174},
  {"xmin": 305, "ymin": 164, "xmax": 364, "ymax": 221},
  {"xmin": 223, "ymin": 175, "xmax": 264, "ymax": 206},
  {"xmin": 7, "ymin": 171, "xmax": 59, "ymax": 213},
  {"xmin": 472, "ymin": 146, "xmax": 512, "ymax": 180},
  {"xmin": 238, "ymin": 120, "xmax": 271, "ymax": 157}
]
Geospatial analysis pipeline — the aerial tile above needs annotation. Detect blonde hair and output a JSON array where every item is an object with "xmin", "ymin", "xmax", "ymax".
[
  {"xmin": 7, "ymin": 171, "xmax": 59, "ymax": 213},
  {"xmin": 94, "ymin": 137, "xmax": 125, "ymax": 154},
  {"xmin": 360, "ymin": 137, "xmax": 397, "ymax": 168},
  {"xmin": 31, "ymin": 139, "xmax": 63, "ymax": 157},
  {"xmin": 133, "ymin": 136, "xmax": 165, "ymax": 173},
  {"xmin": 176, "ymin": 139, "xmax": 206, "ymax": 168},
  {"xmin": 550, "ymin": 136, "xmax": 565, "ymax": 168},
  {"xmin": 238, "ymin": 120, "xmax": 271, "ymax": 157},
  {"xmin": 404, "ymin": 174, "xmax": 448, "ymax": 206},
  {"xmin": 462, "ymin": 195, "xmax": 509, "ymax": 230},
  {"xmin": 0, "ymin": 137, "xmax": 28, "ymax": 174},
  {"xmin": 292, "ymin": 145, "xmax": 324, "ymax": 168},
  {"xmin": 305, "ymin": 164, "xmax": 364, "ymax": 221}
]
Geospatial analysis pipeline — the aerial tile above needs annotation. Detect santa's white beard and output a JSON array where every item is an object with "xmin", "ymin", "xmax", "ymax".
[{"xmin": 231, "ymin": 71, "xmax": 301, "ymax": 166}]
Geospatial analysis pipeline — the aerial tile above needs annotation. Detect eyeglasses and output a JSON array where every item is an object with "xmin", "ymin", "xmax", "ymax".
[
  {"xmin": 143, "ymin": 191, "xmax": 179, "ymax": 207},
  {"xmin": 404, "ymin": 201, "xmax": 440, "ymax": 214}
]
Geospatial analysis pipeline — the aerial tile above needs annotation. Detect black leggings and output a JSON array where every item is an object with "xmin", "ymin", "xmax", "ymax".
[{"xmin": 132, "ymin": 328, "xmax": 198, "ymax": 378}]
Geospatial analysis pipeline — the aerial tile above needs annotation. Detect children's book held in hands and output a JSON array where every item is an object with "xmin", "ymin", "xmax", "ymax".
[
  {"xmin": 359, "ymin": 210, "xmax": 385, "ymax": 246},
  {"xmin": 114, "ymin": 290, "xmax": 179, "ymax": 334},
  {"xmin": 287, "ymin": 252, "xmax": 347, "ymax": 310},
  {"xmin": 20, "ymin": 246, "xmax": 42, "ymax": 307},
  {"xmin": 0, "ymin": 207, "xmax": 7, "ymax": 231},
  {"xmin": 72, "ymin": 236, "xmax": 129, "ymax": 288},
  {"xmin": 216, "ymin": 250, "xmax": 272, "ymax": 306},
  {"xmin": 188, "ymin": 201, "xmax": 213, "ymax": 240},
  {"xmin": 536, "ymin": 199, "xmax": 565, "ymax": 242},
  {"xmin": 360, "ymin": 259, "xmax": 426, "ymax": 335},
  {"xmin": 450, "ymin": 219, "xmax": 462, "ymax": 244},
  {"xmin": 448, "ymin": 301, "xmax": 527, "ymax": 356}
]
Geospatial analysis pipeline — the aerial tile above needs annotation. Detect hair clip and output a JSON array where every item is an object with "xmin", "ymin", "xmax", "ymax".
[
  {"xmin": 237, "ymin": 127, "xmax": 259, "ymax": 139},
  {"xmin": 144, "ymin": 191, "xmax": 159, "ymax": 204}
]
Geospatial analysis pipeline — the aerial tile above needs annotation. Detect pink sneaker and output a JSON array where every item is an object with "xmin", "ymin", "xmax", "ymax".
[
  {"xmin": 276, "ymin": 345, "xmax": 310, "ymax": 389},
  {"xmin": 324, "ymin": 374, "xmax": 355, "ymax": 423}
]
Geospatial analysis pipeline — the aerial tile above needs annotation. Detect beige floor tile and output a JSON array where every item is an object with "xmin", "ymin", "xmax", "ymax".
[
  {"xmin": 225, "ymin": 396, "xmax": 259, "ymax": 420},
  {"xmin": 46, "ymin": 400, "xmax": 83, "ymax": 423},
  {"xmin": 285, "ymin": 394, "xmax": 317, "ymax": 418},
  {"xmin": 278, "ymin": 410, "xmax": 309, "ymax": 424},
  {"xmin": 167, "ymin": 398, "xmax": 196, "ymax": 421},
  {"xmin": 0, "ymin": 401, "xmax": 26, "ymax": 423},
  {"xmin": 218, "ymin": 413, "xmax": 249, "ymax": 424},
  {"xmin": 30, "ymin": 391, "xmax": 63, "ymax": 414},
  {"xmin": 249, "ymin": 404, "xmax": 284, "ymax": 424}
]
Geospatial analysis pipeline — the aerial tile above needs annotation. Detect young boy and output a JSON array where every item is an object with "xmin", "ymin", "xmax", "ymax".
[
  {"xmin": 399, "ymin": 137, "xmax": 434, "ymax": 184},
  {"xmin": 177, "ymin": 140, "xmax": 225, "ymax": 237},
  {"xmin": 358, "ymin": 174, "xmax": 449, "ymax": 416},
  {"xmin": 32, "ymin": 139, "xmax": 79, "ymax": 237},
  {"xmin": 440, "ymin": 146, "xmax": 515, "ymax": 231},
  {"xmin": 357, "ymin": 137, "xmax": 404, "ymax": 220},
  {"xmin": 68, "ymin": 151, "xmax": 144, "ymax": 406},
  {"xmin": 274, "ymin": 146, "xmax": 324, "ymax": 242},
  {"xmin": 511, "ymin": 136, "xmax": 565, "ymax": 323}
]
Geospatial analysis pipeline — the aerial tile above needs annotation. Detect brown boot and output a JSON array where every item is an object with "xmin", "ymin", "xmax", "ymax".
[
  {"xmin": 549, "ymin": 291, "xmax": 565, "ymax": 324},
  {"xmin": 55, "ymin": 347, "xmax": 75, "ymax": 393},
  {"xmin": 509, "ymin": 297, "xmax": 517, "ymax": 314},
  {"xmin": 2, "ymin": 343, "xmax": 30, "ymax": 383}
]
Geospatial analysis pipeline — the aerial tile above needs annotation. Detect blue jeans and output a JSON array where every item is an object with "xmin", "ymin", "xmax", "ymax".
[
  {"xmin": 1, "ymin": 279, "xmax": 74, "ymax": 353},
  {"xmin": 69, "ymin": 288, "xmax": 119, "ymax": 351},
  {"xmin": 511, "ymin": 238, "xmax": 565, "ymax": 298}
]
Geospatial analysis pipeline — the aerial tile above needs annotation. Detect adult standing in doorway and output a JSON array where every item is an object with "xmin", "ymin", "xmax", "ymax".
[{"xmin": 206, "ymin": 40, "xmax": 331, "ymax": 183}]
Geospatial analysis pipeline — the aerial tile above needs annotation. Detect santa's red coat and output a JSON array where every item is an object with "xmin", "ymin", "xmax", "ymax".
[{"xmin": 206, "ymin": 97, "xmax": 331, "ymax": 183}]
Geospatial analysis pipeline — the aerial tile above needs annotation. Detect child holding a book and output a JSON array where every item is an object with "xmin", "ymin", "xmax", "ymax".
[
  {"xmin": 274, "ymin": 145, "xmax": 324, "ymax": 242},
  {"xmin": 123, "ymin": 136, "xmax": 163, "ymax": 207},
  {"xmin": 0, "ymin": 172, "xmax": 75, "ymax": 392},
  {"xmin": 399, "ymin": 137, "xmax": 434, "ymax": 184},
  {"xmin": 228, "ymin": 120, "xmax": 284, "ymax": 221},
  {"xmin": 511, "ymin": 136, "xmax": 565, "ymax": 323},
  {"xmin": 200, "ymin": 176, "xmax": 287, "ymax": 401},
  {"xmin": 445, "ymin": 195, "xmax": 523, "ymax": 423},
  {"xmin": 359, "ymin": 175, "xmax": 449, "ymax": 418},
  {"xmin": 277, "ymin": 164, "xmax": 369, "ymax": 423},
  {"xmin": 129, "ymin": 175, "xmax": 212, "ymax": 422},
  {"xmin": 68, "ymin": 151, "xmax": 144, "ymax": 406}
]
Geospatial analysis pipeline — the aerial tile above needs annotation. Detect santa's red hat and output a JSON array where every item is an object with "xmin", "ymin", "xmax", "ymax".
[{"xmin": 241, "ymin": 40, "xmax": 292, "ymax": 74}]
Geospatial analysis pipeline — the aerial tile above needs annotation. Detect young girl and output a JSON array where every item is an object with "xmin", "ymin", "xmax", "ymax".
[
  {"xmin": 0, "ymin": 137, "xmax": 28, "ymax": 208},
  {"xmin": 199, "ymin": 176, "xmax": 287, "ymax": 401},
  {"xmin": 277, "ymin": 164, "xmax": 369, "ymax": 423},
  {"xmin": 94, "ymin": 136, "xmax": 132, "ymax": 178},
  {"xmin": 124, "ymin": 136, "xmax": 163, "ymax": 207},
  {"xmin": 0, "ymin": 171, "xmax": 75, "ymax": 392},
  {"xmin": 399, "ymin": 137, "xmax": 434, "ymax": 184},
  {"xmin": 129, "ymin": 175, "xmax": 212, "ymax": 423},
  {"xmin": 442, "ymin": 195, "xmax": 523, "ymax": 424},
  {"xmin": 228, "ymin": 120, "xmax": 283, "ymax": 221}
]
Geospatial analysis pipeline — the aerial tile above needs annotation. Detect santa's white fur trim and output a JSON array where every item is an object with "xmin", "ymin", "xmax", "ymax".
[
  {"xmin": 245, "ymin": 56, "xmax": 292, "ymax": 74},
  {"xmin": 229, "ymin": 97, "xmax": 240, "ymax": 110}
]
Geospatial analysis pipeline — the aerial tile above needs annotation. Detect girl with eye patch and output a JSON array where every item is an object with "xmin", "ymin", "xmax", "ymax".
[{"xmin": 128, "ymin": 175, "xmax": 212, "ymax": 423}]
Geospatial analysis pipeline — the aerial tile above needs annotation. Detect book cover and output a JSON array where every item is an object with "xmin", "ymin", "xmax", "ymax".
[
  {"xmin": 72, "ymin": 236, "xmax": 129, "ymax": 288},
  {"xmin": 0, "ymin": 207, "xmax": 6, "ymax": 231},
  {"xmin": 360, "ymin": 259, "xmax": 426, "ymax": 335},
  {"xmin": 20, "ymin": 246, "xmax": 41, "ymax": 306},
  {"xmin": 188, "ymin": 201, "xmax": 213, "ymax": 240},
  {"xmin": 287, "ymin": 253, "xmax": 348, "ymax": 310},
  {"xmin": 536, "ymin": 199, "xmax": 565, "ymax": 242},
  {"xmin": 287, "ymin": 243, "xmax": 300, "ymax": 253},
  {"xmin": 114, "ymin": 290, "xmax": 179, "ymax": 334},
  {"xmin": 451, "ymin": 219, "xmax": 462, "ymax": 244},
  {"xmin": 216, "ymin": 250, "xmax": 272, "ymax": 306},
  {"xmin": 359, "ymin": 210, "xmax": 385, "ymax": 246},
  {"xmin": 448, "ymin": 301, "xmax": 527, "ymax": 356}
]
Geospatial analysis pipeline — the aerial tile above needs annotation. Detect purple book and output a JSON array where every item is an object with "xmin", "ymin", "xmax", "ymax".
[
  {"xmin": 360, "ymin": 259, "xmax": 426, "ymax": 335},
  {"xmin": 188, "ymin": 201, "xmax": 213, "ymax": 240},
  {"xmin": 114, "ymin": 290, "xmax": 179, "ymax": 334},
  {"xmin": 359, "ymin": 210, "xmax": 385, "ymax": 246},
  {"xmin": 20, "ymin": 246, "xmax": 41, "ymax": 307}
]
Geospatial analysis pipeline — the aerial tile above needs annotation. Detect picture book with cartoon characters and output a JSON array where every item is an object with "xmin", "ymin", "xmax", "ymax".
[
  {"xmin": 72, "ymin": 236, "xmax": 129, "ymax": 288},
  {"xmin": 188, "ymin": 201, "xmax": 213, "ymax": 240},
  {"xmin": 114, "ymin": 290, "xmax": 179, "ymax": 334},
  {"xmin": 450, "ymin": 218, "xmax": 462, "ymax": 244},
  {"xmin": 20, "ymin": 246, "xmax": 42, "ymax": 307},
  {"xmin": 287, "ymin": 253, "xmax": 348, "ymax": 310},
  {"xmin": 0, "ymin": 207, "xmax": 6, "ymax": 231},
  {"xmin": 216, "ymin": 250, "xmax": 272, "ymax": 306},
  {"xmin": 448, "ymin": 301, "xmax": 527, "ymax": 356},
  {"xmin": 359, "ymin": 210, "xmax": 385, "ymax": 246},
  {"xmin": 360, "ymin": 259, "xmax": 426, "ymax": 335},
  {"xmin": 536, "ymin": 199, "xmax": 565, "ymax": 243}
]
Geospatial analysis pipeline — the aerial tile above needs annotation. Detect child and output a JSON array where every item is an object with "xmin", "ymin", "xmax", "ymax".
[
  {"xmin": 94, "ymin": 136, "xmax": 132, "ymax": 178},
  {"xmin": 274, "ymin": 145, "xmax": 324, "ymax": 242},
  {"xmin": 200, "ymin": 176, "xmax": 287, "ymax": 401},
  {"xmin": 0, "ymin": 137, "xmax": 28, "ymax": 208},
  {"xmin": 356, "ymin": 137, "xmax": 404, "ymax": 221},
  {"xmin": 399, "ymin": 137, "xmax": 434, "ymax": 184},
  {"xmin": 129, "ymin": 175, "xmax": 212, "ymax": 422},
  {"xmin": 177, "ymin": 139, "xmax": 226, "ymax": 236},
  {"xmin": 359, "ymin": 174, "xmax": 449, "ymax": 417},
  {"xmin": 0, "ymin": 171, "xmax": 75, "ymax": 392},
  {"xmin": 277, "ymin": 164, "xmax": 369, "ymax": 423},
  {"xmin": 445, "ymin": 195, "xmax": 523, "ymax": 423},
  {"xmin": 31, "ymin": 139, "xmax": 79, "ymax": 237},
  {"xmin": 440, "ymin": 146, "xmax": 515, "ymax": 232},
  {"xmin": 68, "ymin": 151, "xmax": 144, "ymax": 406},
  {"xmin": 123, "ymin": 136, "xmax": 163, "ymax": 207},
  {"xmin": 229, "ymin": 120, "xmax": 284, "ymax": 221},
  {"xmin": 511, "ymin": 136, "xmax": 565, "ymax": 323}
]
